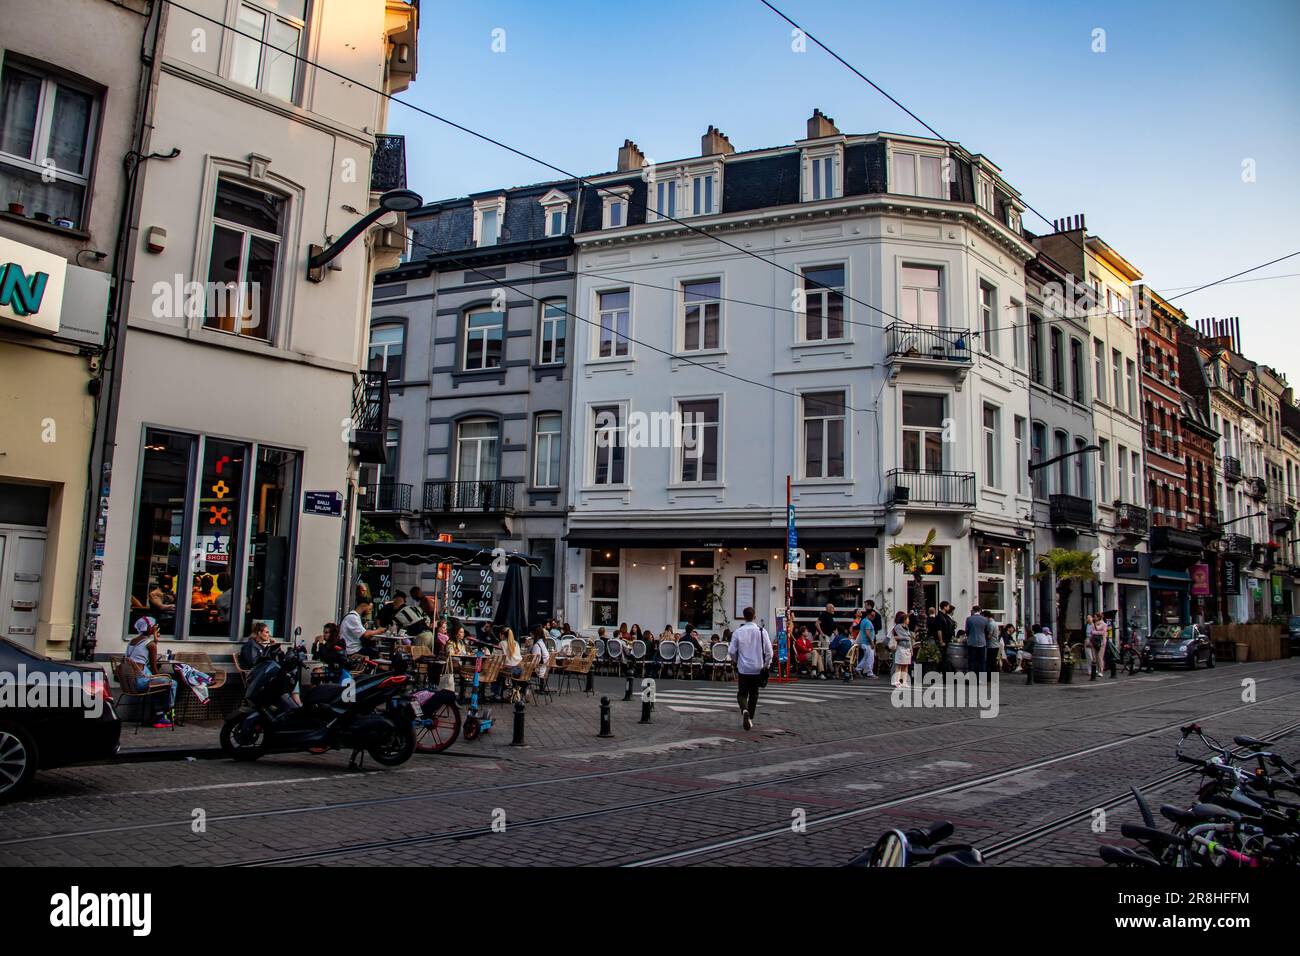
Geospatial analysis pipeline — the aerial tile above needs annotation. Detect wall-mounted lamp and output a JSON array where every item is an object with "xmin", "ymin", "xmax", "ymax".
[{"xmin": 307, "ymin": 188, "xmax": 423, "ymax": 281}]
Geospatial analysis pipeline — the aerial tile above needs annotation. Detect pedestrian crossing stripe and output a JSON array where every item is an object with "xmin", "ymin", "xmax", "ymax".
[{"xmin": 647, "ymin": 682, "xmax": 890, "ymax": 713}]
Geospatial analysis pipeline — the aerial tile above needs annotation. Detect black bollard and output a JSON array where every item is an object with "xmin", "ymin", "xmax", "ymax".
[
  {"xmin": 511, "ymin": 700, "xmax": 526, "ymax": 747},
  {"xmin": 598, "ymin": 696, "xmax": 613, "ymax": 738},
  {"xmin": 586, "ymin": 668, "xmax": 595, "ymax": 694},
  {"xmin": 639, "ymin": 698, "xmax": 654, "ymax": 724},
  {"xmin": 623, "ymin": 673, "xmax": 634, "ymax": 701}
]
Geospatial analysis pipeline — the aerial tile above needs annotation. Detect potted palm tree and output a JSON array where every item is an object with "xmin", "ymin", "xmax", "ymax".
[
  {"xmin": 1034, "ymin": 548, "xmax": 1097, "ymax": 683},
  {"xmin": 887, "ymin": 527, "xmax": 937, "ymax": 647}
]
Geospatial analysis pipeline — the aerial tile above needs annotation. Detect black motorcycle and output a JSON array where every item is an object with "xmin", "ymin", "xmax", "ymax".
[{"xmin": 220, "ymin": 640, "xmax": 416, "ymax": 770}]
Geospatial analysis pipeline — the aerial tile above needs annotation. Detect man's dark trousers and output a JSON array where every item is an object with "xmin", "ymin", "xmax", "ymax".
[
  {"xmin": 967, "ymin": 645, "xmax": 987, "ymax": 675},
  {"xmin": 737, "ymin": 672, "xmax": 762, "ymax": 718}
]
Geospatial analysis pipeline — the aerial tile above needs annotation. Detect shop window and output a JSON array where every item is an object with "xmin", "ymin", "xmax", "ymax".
[
  {"xmin": 241, "ymin": 446, "xmax": 299, "ymax": 639},
  {"xmin": 129, "ymin": 430, "xmax": 196, "ymax": 638},
  {"xmin": 189, "ymin": 439, "xmax": 247, "ymax": 639},
  {"xmin": 128, "ymin": 430, "xmax": 300, "ymax": 642}
]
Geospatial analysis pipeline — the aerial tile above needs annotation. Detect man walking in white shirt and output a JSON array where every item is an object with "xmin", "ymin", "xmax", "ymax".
[{"xmin": 728, "ymin": 606, "xmax": 773, "ymax": 730}]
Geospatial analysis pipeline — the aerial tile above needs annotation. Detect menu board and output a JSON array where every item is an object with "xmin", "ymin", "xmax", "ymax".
[{"xmin": 447, "ymin": 566, "xmax": 494, "ymax": 620}]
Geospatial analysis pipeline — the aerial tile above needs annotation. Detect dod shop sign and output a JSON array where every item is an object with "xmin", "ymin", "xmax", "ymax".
[
  {"xmin": 0, "ymin": 236, "xmax": 66, "ymax": 334},
  {"xmin": 1113, "ymin": 550, "xmax": 1144, "ymax": 578}
]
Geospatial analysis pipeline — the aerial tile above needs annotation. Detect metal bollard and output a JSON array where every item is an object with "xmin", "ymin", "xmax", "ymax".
[
  {"xmin": 586, "ymin": 668, "xmax": 595, "ymax": 694},
  {"xmin": 511, "ymin": 700, "xmax": 526, "ymax": 746},
  {"xmin": 639, "ymin": 698, "xmax": 654, "ymax": 724},
  {"xmin": 598, "ymin": 696, "xmax": 613, "ymax": 738},
  {"xmin": 623, "ymin": 672, "xmax": 634, "ymax": 701}
]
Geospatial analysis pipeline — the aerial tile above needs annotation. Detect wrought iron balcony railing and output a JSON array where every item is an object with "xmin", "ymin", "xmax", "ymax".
[
  {"xmin": 1050, "ymin": 494, "xmax": 1095, "ymax": 530},
  {"xmin": 1222, "ymin": 455, "xmax": 1243, "ymax": 484},
  {"xmin": 1246, "ymin": 476, "xmax": 1267, "ymax": 499},
  {"xmin": 1151, "ymin": 524, "xmax": 1203, "ymax": 554},
  {"xmin": 885, "ymin": 323, "xmax": 973, "ymax": 365},
  {"xmin": 884, "ymin": 469, "xmax": 975, "ymax": 508},
  {"xmin": 423, "ymin": 479, "xmax": 518, "ymax": 514},
  {"xmin": 349, "ymin": 370, "xmax": 390, "ymax": 465},
  {"xmin": 371, "ymin": 133, "xmax": 408, "ymax": 193},
  {"xmin": 1114, "ymin": 503, "xmax": 1149, "ymax": 536},
  {"xmin": 360, "ymin": 481, "xmax": 412, "ymax": 513}
]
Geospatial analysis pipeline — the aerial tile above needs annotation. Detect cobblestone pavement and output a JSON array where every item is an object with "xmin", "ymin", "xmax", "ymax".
[{"xmin": 1, "ymin": 660, "xmax": 1297, "ymax": 866}]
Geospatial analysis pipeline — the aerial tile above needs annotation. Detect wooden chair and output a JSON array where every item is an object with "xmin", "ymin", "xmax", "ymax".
[
  {"xmin": 511, "ymin": 654, "xmax": 539, "ymax": 704},
  {"xmin": 559, "ymin": 647, "xmax": 595, "ymax": 695},
  {"xmin": 110, "ymin": 658, "xmax": 174, "ymax": 733}
]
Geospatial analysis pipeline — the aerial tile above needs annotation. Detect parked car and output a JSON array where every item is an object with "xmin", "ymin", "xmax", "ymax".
[
  {"xmin": 1144, "ymin": 624, "xmax": 1215, "ymax": 670},
  {"xmin": 0, "ymin": 639, "xmax": 121, "ymax": 801},
  {"xmin": 1288, "ymin": 616, "xmax": 1300, "ymax": 655}
]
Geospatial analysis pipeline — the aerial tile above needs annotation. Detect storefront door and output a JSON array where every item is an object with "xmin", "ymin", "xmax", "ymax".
[{"xmin": 0, "ymin": 526, "xmax": 47, "ymax": 651}]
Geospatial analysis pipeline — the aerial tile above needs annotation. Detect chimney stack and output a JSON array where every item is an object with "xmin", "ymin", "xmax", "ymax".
[
  {"xmin": 617, "ymin": 139, "xmax": 645, "ymax": 172},
  {"xmin": 701, "ymin": 125, "xmax": 735, "ymax": 156},
  {"xmin": 807, "ymin": 108, "xmax": 840, "ymax": 139}
]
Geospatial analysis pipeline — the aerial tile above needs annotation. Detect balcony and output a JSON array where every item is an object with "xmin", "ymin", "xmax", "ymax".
[
  {"xmin": 1114, "ymin": 503, "xmax": 1149, "ymax": 537},
  {"xmin": 424, "ymin": 479, "xmax": 518, "ymax": 514},
  {"xmin": 884, "ymin": 324, "xmax": 972, "ymax": 380},
  {"xmin": 884, "ymin": 469, "xmax": 975, "ymax": 509},
  {"xmin": 349, "ymin": 370, "xmax": 389, "ymax": 465},
  {"xmin": 1151, "ymin": 524, "xmax": 1203, "ymax": 554},
  {"xmin": 1049, "ymin": 494, "xmax": 1095, "ymax": 531},
  {"xmin": 1268, "ymin": 496, "xmax": 1297, "ymax": 528},
  {"xmin": 1222, "ymin": 455, "xmax": 1243, "ymax": 484},
  {"xmin": 1221, "ymin": 533, "xmax": 1252, "ymax": 558},
  {"xmin": 360, "ymin": 481, "xmax": 413, "ymax": 513},
  {"xmin": 1245, "ymin": 476, "xmax": 1267, "ymax": 499},
  {"xmin": 371, "ymin": 133, "xmax": 408, "ymax": 193}
]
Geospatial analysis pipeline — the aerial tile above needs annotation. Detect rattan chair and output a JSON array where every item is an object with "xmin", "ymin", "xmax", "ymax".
[
  {"xmin": 708, "ymin": 641, "xmax": 734, "ymax": 681},
  {"xmin": 657, "ymin": 640, "xmax": 678, "ymax": 680},
  {"xmin": 111, "ymin": 658, "xmax": 174, "ymax": 733}
]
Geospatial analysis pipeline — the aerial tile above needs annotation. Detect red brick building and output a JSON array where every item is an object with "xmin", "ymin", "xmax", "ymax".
[
  {"xmin": 1175, "ymin": 318, "xmax": 1223, "ymax": 623},
  {"xmin": 1142, "ymin": 291, "xmax": 1216, "ymax": 623}
]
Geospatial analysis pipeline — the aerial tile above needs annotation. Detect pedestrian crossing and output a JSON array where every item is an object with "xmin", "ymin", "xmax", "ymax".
[{"xmin": 649, "ymin": 679, "xmax": 890, "ymax": 714}]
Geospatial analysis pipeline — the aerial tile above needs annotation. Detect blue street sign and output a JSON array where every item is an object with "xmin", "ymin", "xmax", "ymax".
[{"xmin": 303, "ymin": 491, "xmax": 343, "ymax": 517}]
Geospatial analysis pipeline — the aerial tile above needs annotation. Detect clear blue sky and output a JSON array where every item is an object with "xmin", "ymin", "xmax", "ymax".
[{"xmin": 397, "ymin": 0, "xmax": 1300, "ymax": 380}]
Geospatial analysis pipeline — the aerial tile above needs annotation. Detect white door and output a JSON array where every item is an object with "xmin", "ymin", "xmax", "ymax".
[{"xmin": 0, "ymin": 527, "xmax": 47, "ymax": 651}]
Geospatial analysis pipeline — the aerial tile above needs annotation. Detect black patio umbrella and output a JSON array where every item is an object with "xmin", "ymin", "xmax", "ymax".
[{"xmin": 492, "ymin": 562, "xmax": 528, "ymax": 641}]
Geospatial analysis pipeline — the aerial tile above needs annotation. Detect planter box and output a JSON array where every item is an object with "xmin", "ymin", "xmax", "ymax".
[{"xmin": 1235, "ymin": 642, "xmax": 1249, "ymax": 663}]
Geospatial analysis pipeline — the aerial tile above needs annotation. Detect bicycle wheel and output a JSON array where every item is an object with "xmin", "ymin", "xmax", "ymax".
[{"xmin": 414, "ymin": 700, "xmax": 461, "ymax": 753}]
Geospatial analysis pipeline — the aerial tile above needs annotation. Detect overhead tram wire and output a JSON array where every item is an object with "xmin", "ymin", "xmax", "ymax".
[
  {"xmin": 756, "ymin": 0, "xmax": 1300, "ymax": 316},
  {"xmin": 167, "ymin": 1, "xmax": 1298, "ymax": 352}
]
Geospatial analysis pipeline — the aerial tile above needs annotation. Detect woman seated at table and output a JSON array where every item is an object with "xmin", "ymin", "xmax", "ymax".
[
  {"xmin": 492, "ymin": 627, "xmax": 523, "ymax": 699},
  {"xmin": 123, "ymin": 616, "xmax": 178, "ymax": 728},
  {"xmin": 529, "ymin": 626, "xmax": 551, "ymax": 682}
]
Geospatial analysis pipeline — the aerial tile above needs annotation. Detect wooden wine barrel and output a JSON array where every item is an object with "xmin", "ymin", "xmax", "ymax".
[
  {"xmin": 947, "ymin": 643, "xmax": 968, "ymax": 672},
  {"xmin": 1032, "ymin": 642, "xmax": 1061, "ymax": 683}
]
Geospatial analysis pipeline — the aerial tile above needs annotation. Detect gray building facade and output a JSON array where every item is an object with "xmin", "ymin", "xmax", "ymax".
[{"xmin": 368, "ymin": 179, "xmax": 579, "ymax": 625}]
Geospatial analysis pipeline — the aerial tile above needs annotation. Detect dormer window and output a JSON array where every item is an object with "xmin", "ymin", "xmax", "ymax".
[
  {"xmin": 472, "ymin": 194, "xmax": 505, "ymax": 247},
  {"xmin": 801, "ymin": 144, "xmax": 843, "ymax": 201},
  {"xmin": 654, "ymin": 177, "xmax": 677, "ymax": 219},
  {"xmin": 601, "ymin": 185, "xmax": 632, "ymax": 229},
  {"xmin": 649, "ymin": 161, "xmax": 721, "ymax": 221},
  {"xmin": 891, "ymin": 146, "xmax": 947, "ymax": 200},
  {"xmin": 976, "ymin": 175, "xmax": 996, "ymax": 213},
  {"xmin": 538, "ymin": 188, "xmax": 571, "ymax": 238}
]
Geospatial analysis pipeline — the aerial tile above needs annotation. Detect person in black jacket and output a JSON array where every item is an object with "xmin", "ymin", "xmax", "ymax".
[{"xmin": 934, "ymin": 602, "xmax": 957, "ymax": 674}]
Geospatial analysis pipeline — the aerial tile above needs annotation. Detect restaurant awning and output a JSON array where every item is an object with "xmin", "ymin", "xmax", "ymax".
[
  {"xmin": 562, "ymin": 527, "xmax": 879, "ymax": 549},
  {"xmin": 354, "ymin": 540, "xmax": 541, "ymax": 569}
]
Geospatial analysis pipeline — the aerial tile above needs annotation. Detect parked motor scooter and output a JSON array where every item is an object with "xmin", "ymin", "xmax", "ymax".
[{"xmin": 220, "ymin": 638, "xmax": 416, "ymax": 770}]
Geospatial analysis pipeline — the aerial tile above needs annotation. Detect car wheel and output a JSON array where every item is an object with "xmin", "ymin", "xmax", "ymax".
[
  {"xmin": 0, "ymin": 723, "xmax": 38, "ymax": 803},
  {"xmin": 1188, "ymin": 651, "xmax": 1197, "ymax": 671},
  {"xmin": 1206, "ymin": 647, "xmax": 1216, "ymax": 668}
]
